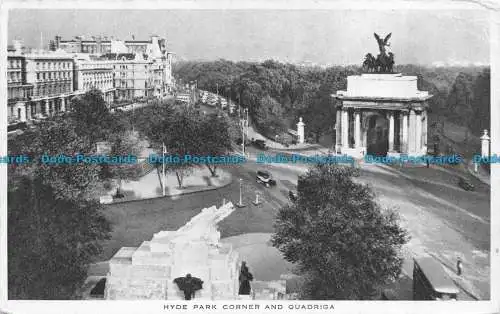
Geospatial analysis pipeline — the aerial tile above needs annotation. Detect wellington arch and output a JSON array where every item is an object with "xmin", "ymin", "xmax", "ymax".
[{"xmin": 333, "ymin": 73, "xmax": 432, "ymax": 158}]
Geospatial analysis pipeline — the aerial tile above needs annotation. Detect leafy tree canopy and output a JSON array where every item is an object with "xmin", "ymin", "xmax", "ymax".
[{"xmin": 272, "ymin": 164, "xmax": 409, "ymax": 300}]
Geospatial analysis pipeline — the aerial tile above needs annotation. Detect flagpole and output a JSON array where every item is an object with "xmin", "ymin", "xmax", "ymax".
[{"xmin": 162, "ymin": 142, "xmax": 166, "ymax": 196}]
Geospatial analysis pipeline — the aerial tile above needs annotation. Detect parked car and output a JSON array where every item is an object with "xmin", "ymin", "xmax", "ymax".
[
  {"xmin": 458, "ymin": 177, "xmax": 475, "ymax": 191},
  {"xmin": 235, "ymin": 138, "xmax": 251, "ymax": 146},
  {"xmin": 253, "ymin": 139, "xmax": 268, "ymax": 150},
  {"xmin": 256, "ymin": 170, "xmax": 276, "ymax": 187}
]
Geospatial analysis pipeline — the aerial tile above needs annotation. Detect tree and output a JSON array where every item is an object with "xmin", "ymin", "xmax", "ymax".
[
  {"xmin": 163, "ymin": 107, "xmax": 203, "ymax": 188},
  {"xmin": 272, "ymin": 164, "xmax": 409, "ymax": 300},
  {"xmin": 8, "ymin": 176, "xmax": 111, "ymax": 299},
  {"xmin": 199, "ymin": 112, "xmax": 232, "ymax": 176},
  {"xmin": 446, "ymin": 72, "xmax": 475, "ymax": 127},
  {"xmin": 471, "ymin": 68, "xmax": 490, "ymax": 135},
  {"xmin": 9, "ymin": 116, "xmax": 101, "ymax": 201},
  {"xmin": 253, "ymin": 95, "xmax": 287, "ymax": 137},
  {"xmin": 108, "ymin": 129, "xmax": 145, "ymax": 197},
  {"xmin": 69, "ymin": 89, "xmax": 114, "ymax": 148},
  {"xmin": 7, "ymin": 114, "xmax": 111, "ymax": 299}
]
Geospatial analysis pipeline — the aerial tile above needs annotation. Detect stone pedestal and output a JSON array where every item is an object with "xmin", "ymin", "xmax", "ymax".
[{"xmin": 105, "ymin": 203, "xmax": 243, "ymax": 300}]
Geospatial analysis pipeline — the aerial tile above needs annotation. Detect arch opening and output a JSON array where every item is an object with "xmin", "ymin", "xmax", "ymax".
[{"xmin": 366, "ymin": 114, "xmax": 389, "ymax": 156}]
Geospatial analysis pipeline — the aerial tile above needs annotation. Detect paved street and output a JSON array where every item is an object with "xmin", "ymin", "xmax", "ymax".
[{"xmin": 96, "ymin": 145, "xmax": 490, "ymax": 300}]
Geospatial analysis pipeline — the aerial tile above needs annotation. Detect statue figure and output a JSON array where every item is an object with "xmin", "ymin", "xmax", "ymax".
[
  {"xmin": 238, "ymin": 261, "xmax": 254, "ymax": 295},
  {"xmin": 174, "ymin": 273, "xmax": 204, "ymax": 300},
  {"xmin": 375, "ymin": 52, "xmax": 395, "ymax": 73},
  {"xmin": 361, "ymin": 33, "xmax": 394, "ymax": 73},
  {"xmin": 374, "ymin": 33, "xmax": 392, "ymax": 56},
  {"xmin": 362, "ymin": 53, "xmax": 376, "ymax": 72}
]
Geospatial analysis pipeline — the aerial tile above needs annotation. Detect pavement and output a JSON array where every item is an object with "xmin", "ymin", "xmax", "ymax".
[
  {"xmin": 466, "ymin": 160, "xmax": 491, "ymax": 186},
  {"xmin": 102, "ymin": 165, "xmax": 232, "ymax": 202},
  {"xmin": 221, "ymin": 233, "xmax": 294, "ymax": 281}
]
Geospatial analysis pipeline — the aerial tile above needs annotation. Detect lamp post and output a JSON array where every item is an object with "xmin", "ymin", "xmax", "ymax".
[
  {"xmin": 245, "ymin": 108, "xmax": 249, "ymax": 139},
  {"xmin": 275, "ymin": 135, "xmax": 279, "ymax": 150},
  {"xmin": 241, "ymin": 119, "xmax": 246, "ymax": 156},
  {"xmin": 162, "ymin": 142, "xmax": 166, "ymax": 196},
  {"xmin": 132, "ymin": 102, "xmax": 135, "ymax": 133}
]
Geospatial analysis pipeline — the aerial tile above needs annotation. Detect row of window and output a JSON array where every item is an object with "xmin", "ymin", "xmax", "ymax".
[
  {"xmin": 7, "ymin": 72, "xmax": 22, "ymax": 82},
  {"xmin": 83, "ymin": 82, "xmax": 113, "ymax": 90},
  {"xmin": 82, "ymin": 72, "xmax": 113, "ymax": 78},
  {"xmin": 115, "ymin": 65, "xmax": 150, "ymax": 70},
  {"xmin": 33, "ymin": 84, "xmax": 72, "ymax": 97},
  {"xmin": 8, "ymin": 59, "xmax": 22, "ymax": 69},
  {"xmin": 37, "ymin": 72, "xmax": 71, "ymax": 80},
  {"xmin": 8, "ymin": 87, "xmax": 32, "ymax": 99},
  {"xmin": 36, "ymin": 61, "xmax": 72, "ymax": 70}
]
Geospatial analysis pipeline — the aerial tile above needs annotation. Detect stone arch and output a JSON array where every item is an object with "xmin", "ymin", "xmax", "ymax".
[{"xmin": 363, "ymin": 111, "xmax": 389, "ymax": 156}]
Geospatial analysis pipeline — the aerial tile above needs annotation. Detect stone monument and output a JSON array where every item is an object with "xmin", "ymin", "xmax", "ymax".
[
  {"xmin": 297, "ymin": 117, "xmax": 305, "ymax": 144},
  {"xmin": 333, "ymin": 33, "xmax": 432, "ymax": 158},
  {"xmin": 104, "ymin": 202, "xmax": 242, "ymax": 300}
]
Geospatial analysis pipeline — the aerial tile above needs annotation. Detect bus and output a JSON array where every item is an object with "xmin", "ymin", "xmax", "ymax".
[{"xmin": 413, "ymin": 257, "xmax": 459, "ymax": 300}]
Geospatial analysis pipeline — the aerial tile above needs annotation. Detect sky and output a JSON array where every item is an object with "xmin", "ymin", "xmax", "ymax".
[{"xmin": 8, "ymin": 9, "xmax": 490, "ymax": 66}]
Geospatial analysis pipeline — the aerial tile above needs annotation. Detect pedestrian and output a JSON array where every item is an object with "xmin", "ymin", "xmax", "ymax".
[
  {"xmin": 238, "ymin": 261, "xmax": 254, "ymax": 295},
  {"xmin": 456, "ymin": 258, "xmax": 463, "ymax": 276},
  {"xmin": 174, "ymin": 273, "xmax": 204, "ymax": 300}
]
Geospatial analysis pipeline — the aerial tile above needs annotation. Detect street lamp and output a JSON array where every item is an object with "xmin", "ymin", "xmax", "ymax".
[
  {"xmin": 162, "ymin": 142, "xmax": 167, "ymax": 197},
  {"xmin": 275, "ymin": 135, "xmax": 279, "ymax": 150},
  {"xmin": 241, "ymin": 119, "xmax": 246, "ymax": 156},
  {"xmin": 245, "ymin": 108, "xmax": 249, "ymax": 139}
]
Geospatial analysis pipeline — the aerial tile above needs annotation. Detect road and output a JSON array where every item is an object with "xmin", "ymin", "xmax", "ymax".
[
  {"xmin": 97, "ymin": 144, "xmax": 490, "ymax": 300},
  {"xmin": 226, "ymin": 145, "xmax": 490, "ymax": 300}
]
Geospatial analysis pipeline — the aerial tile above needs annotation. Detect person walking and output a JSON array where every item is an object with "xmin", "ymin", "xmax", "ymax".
[
  {"xmin": 238, "ymin": 261, "xmax": 254, "ymax": 295},
  {"xmin": 456, "ymin": 258, "xmax": 463, "ymax": 276}
]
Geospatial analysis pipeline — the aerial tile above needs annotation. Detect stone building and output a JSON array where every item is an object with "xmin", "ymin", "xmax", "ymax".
[
  {"xmin": 7, "ymin": 49, "xmax": 76, "ymax": 122},
  {"xmin": 7, "ymin": 47, "xmax": 32, "ymax": 123},
  {"xmin": 334, "ymin": 73, "xmax": 432, "ymax": 158},
  {"xmin": 104, "ymin": 53, "xmax": 154, "ymax": 100},
  {"xmin": 73, "ymin": 56, "xmax": 115, "ymax": 103}
]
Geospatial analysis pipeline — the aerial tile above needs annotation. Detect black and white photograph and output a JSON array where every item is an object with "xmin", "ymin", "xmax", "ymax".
[{"xmin": 0, "ymin": 1, "xmax": 499, "ymax": 313}]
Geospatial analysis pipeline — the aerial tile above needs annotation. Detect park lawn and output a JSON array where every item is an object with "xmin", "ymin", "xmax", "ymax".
[{"xmin": 94, "ymin": 182, "xmax": 278, "ymax": 263}]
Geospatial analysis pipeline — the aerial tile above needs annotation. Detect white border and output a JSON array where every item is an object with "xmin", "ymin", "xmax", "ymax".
[{"xmin": 1, "ymin": 1, "xmax": 499, "ymax": 314}]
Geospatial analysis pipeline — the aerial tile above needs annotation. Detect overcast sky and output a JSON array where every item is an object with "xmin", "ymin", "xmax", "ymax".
[{"xmin": 8, "ymin": 9, "xmax": 490, "ymax": 65}]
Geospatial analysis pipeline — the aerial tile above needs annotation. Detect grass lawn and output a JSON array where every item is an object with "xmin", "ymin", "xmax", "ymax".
[{"xmin": 94, "ymin": 181, "xmax": 278, "ymax": 263}]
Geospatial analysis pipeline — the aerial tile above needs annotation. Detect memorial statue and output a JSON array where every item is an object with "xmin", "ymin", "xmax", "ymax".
[
  {"xmin": 374, "ymin": 32, "xmax": 392, "ymax": 56},
  {"xmin": 238, "ymin": 261, "xmax": 254, "ymax": 295},
  {"xmin": 362, "ymin": 32, "xmax": 395, "ymax": 73},
  {"xmin": 174, "ymin": 273, "xmax": 204, "ymax": 300}
]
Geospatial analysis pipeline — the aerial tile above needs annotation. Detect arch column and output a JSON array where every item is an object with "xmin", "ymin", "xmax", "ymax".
[
  {"xmin": 408, "ymin": 109, "xmax": 416, "ymax": 154},
  {"xmin": 354, "ymin": 110, "xmax": 361, "ymax": 150},
  {"xmin": 422, "ymin": 110, "xmax": 428, "ymax": 154},
  {"xmin": 415, "ymin": 110, "xmax": 422, "ymax": 154},
  {"xmin": 388, "ymin": 111, "xmax": 394, "ymax": 152},
  {"xmin": 335, "ymin": 108, "xmax": 342, "ymax": 153},
  {"xmin": 401, "ymin": 111, "xmax": 408, "ymax": 153},
  {"xmin": 341, "ymin": 108, "xmax": 349, "ymax": 151}
]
